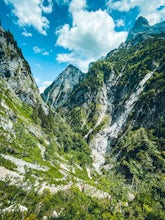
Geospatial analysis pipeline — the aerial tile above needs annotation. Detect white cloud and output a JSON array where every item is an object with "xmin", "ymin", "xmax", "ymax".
[
  {"xmin": 35, "ymin": 63, "xmax": 42, "ymax": 68},
  {"xmin": 69, "ymin": 0, "xmax": 86, "ymax": 13},
  {"xmin": 56, "ymin": 52, "xmax": 92, "ymax": 72},
  {"xmin": 39, "ymin": 81, "xmax": 52, "ymax": 93},
  {"xmin": 106, "ymin": 0, "xmax": 165, "ymax": 25},
  {"xmin": 56, "ymin": 0, "xmax": 127, "ymax": 72},
  {"xmin": 41, "ymin": 0, "xmax": 53, "ymax": 13},
  {"xmin": 42, "ymin": 51, "xmax": 49, "ymax": 56},
  {"xmin": 42, "ymin": 81, "xmax": 52, "ymax": 86},
  {"xmin": 4, "ymin": 0, "xmax": 53, "ymax": 35},
  {"xmin": 33, "ymin": 46, "xmax": 50, "ymax": 56},
  {"xmin": 55, "ymin": 0, "xmax": 70, "ymax": 6},
  {"xmin": 22, "ymin": 31, "xmax": 32, "ymax": 37},
  {"xmin": 33, "ymin": 46, "xmax": 43, "ymax": 54},
  {"xmin": 116, "ymin": 19, "xmax": 125, "ymax": 27}
]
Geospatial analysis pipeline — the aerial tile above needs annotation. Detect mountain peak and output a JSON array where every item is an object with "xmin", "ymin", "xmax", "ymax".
[
  {"xmin": 67, "ymin": 64, "xmax": 78, "ymax": 69},
  {"xmin": 127, "ymin": 16, "xmax": 150, "ymax": 41},
  {"xmin": 42, "ymin": 64, "xmax": 84, "ymax": 107},
  {"xmin": 134, "ymin": 16, "xmax": 149, "ymax": 28}
]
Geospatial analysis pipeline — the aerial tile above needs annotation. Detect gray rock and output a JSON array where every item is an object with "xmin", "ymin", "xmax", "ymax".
[{"xmin": 42, "ymin": 64, "xmax": 85, "ymax": 108}]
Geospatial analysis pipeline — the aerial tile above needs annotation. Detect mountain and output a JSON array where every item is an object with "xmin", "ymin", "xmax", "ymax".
[
  {"xmin": 0, "ymin": 18, "xmax": 165, "ymax": 219},
  {"xmin": 127, "ymin": 16, "xmax": 165, "ymax": 42},
  {"xmin": 43, "ymin": 17, "xmax": 165, "ymax": 218},
  {"xmin": 42, "ymin": 64, "xmax": 85, "ymax": 108},
  {"xmin": 127, "ymin": 16, "xmax": 151, "ymax": 41},
  {"xmin": 45, "ymin": 17, "xmax": 165, "ymax": 171}
]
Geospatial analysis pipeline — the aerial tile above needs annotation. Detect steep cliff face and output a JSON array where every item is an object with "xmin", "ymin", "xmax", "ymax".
[
  {"xmin": 42, "ymin": 64, "xmax": 85, "ymax": 108},
  {"xmin": 0, "ymin": 26, "xmax": 46, "ymax": 109}
]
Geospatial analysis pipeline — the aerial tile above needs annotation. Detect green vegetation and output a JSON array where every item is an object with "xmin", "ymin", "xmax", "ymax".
[
  {"xmin": 105, "ymin": 127, "xmax": 165, "ymax": 219},
  {"xmin": 0, "ymin": 78, "xmax": 92, "ymax": 168}
]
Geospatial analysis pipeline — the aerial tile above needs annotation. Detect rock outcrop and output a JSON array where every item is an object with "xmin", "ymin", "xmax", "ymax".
[
  {"xmin": 42, "ymin": 64, "xmax": 85, "ymax": 108},
  {"xmin": 0, "ymin": 26, "xmax": 47, "ymax": 111}
]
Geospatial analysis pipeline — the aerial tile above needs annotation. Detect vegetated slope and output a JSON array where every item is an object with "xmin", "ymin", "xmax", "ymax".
[
  {"xmin": 0, "ymin": 25, "xmax": 120, "ymax": 219},
  {"xmin": 42, "ymin": 17, "xmax": 165, "ymax": 218},
  {"xmin": 52, "ymin": 33, "xmax": 164, "ymax": 168},
  {"xmin": 47, "ymin": 17, "xmax": 165, "ymax": 170},
  {"xmin": 0, "ymin": 25, "xmax": 91, "ymax": 166},
  {"xmin": 0, "ymin": 77, "xmax": 118, "ymax": 219},
  {"xmin": 0, "ymin": 60, "xmax": 142, "ymax": 220},
  {"xmin": 0, "ymin": 18, "xmax": 165, "ymax": 219}
]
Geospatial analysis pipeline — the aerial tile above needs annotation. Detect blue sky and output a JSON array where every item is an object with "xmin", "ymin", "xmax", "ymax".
[{"xmin": 0, "ymin": 0, "xmax": 165, "ymax": 92}]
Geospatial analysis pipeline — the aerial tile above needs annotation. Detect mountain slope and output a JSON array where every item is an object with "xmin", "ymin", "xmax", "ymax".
[
  {"xmin": 51, "ymin": 35, "xmax": 164, "ymax": 169},
  {"xmin": 0, "ymin": 25, "xmax": 124, "ymax": 219},
  {"xmin": 0, "ymin": 77, "xmax": 119, "ymax": 219},
  {"xmin": 42, "ymin": 17, "xmax": 165, "ymax": 218},
  {"xmin": 42, "ymin": 64, "xmax": 85, "ymax": 108}
]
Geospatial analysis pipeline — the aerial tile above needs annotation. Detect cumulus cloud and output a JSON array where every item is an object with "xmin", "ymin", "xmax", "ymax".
[
  {"xmin": 4, "ymin": 0, "xmax": 53, "ymax": 35},
  {"xmin": 106, "ymin": 0, "xmax": 165, "ymax": 25},
  {"xmin": 56, "ymin": 0, "xmax": 127, "ymax": 72},
  {"xmin": 116, "ymin": 19, "xmax": 125, "ymax": 27},
  {"xmin": 42, "ymin": 51, "xmax": 49, "ymax": 56},
  {"xmin": 41, "ymin": 0, "xmax": 53, "ymax": 13},
  {"xmin": 22, "ymin": 30, "xmax": 32, "ymax": 37},
  {"xmin": 33, "ymin": 46, "xmax": 50, "ymax": 55},
  {"xmin": 69, "ymin": 0, "xmax": 86, "ymax": 13}
]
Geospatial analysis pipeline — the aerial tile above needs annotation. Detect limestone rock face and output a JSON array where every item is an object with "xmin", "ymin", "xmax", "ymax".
[
  {"xmin": 42, "ymin": 64, "xmax": 85, "ymax": 108},
  {"xmin": 0, "ymin": 26, "xmax": 46, "ymax": 110}
]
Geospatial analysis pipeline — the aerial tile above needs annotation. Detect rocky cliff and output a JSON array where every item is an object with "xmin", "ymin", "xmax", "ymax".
[
  {"xmin": 42, "ymin": 64, "xmax": 85, "ymax": 108},
  {"xmin": 0, "ymin": 26, "xmax": 46, "ymax": 110}
]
